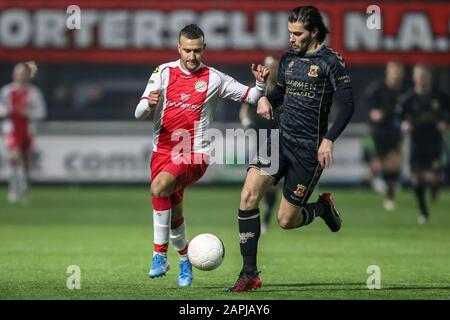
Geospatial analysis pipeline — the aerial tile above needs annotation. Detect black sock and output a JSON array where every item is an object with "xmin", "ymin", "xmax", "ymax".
[
  {"xmin": 238, "ymin": 209, "xmax": 261, "ymax": 273},
  {"xmin": 414, "ymin": 184, "xmax": 429, "ymax": 217},
  {"xmin": 263, "ymin": 190, "xmax": 276, "ymax": 225},
  {"xmin": 299, "ymin": 201, "xmax": 326, "ymax": 227},
  {"xmin": 430, "ymin": 182, "xmax": 439, "ymax": 201},
  {"xmin": 383, "ymin": 171, "xmax": 400, "ymax": 199}
]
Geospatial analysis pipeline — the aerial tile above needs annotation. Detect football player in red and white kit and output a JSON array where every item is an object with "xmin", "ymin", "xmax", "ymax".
[
  {"xmin": 0, "ymin": 61, "xmax": 46, "ymax": 204},
  {"xmin": 135, "ymin": 24, "xmax": 269, "ymax": 286}
]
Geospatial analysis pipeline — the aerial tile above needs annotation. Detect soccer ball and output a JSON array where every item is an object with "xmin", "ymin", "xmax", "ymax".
[{"xmin": 187, "ymin": 233, "xmax": 225, "ymax": 271}]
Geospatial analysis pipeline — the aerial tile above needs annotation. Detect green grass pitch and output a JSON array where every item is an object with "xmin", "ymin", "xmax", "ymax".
[{"xmin": 1, "ymin": 185, "xmax": 450, "ymax": 300}]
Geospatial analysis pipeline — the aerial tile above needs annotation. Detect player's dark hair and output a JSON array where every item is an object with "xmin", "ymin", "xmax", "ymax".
[
  {"xmin": 288, "ymin": 6, "xmax": 329, "ymax": 43},
  {"xmin": 179, "ymin": 24, "xmax": 205, "ymax": 41}
]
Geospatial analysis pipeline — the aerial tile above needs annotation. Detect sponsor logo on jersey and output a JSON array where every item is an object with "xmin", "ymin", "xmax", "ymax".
[
  {"xmin": 195, "ymin": 80, "xmax": 208, "ymax": 93},
  {"xmin": 308, "ymin": 64, "xmax": 319, "ymax": 78},
  {"xmin": 293, "ymin": 184, "xmax": 306, "ymax": 197},
  {"xmin": 166, "ymin": 100, "xmax": 202, "ymax": 110},
  {"xmin": 181, "ymin": 94, "xmax": 190, "ymax": 102},
  {"xmin": 239, "ymin": 232, "xmax": 255, "ymax": 244}
]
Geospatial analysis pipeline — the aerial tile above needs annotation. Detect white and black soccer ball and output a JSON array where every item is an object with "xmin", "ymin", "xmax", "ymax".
[{"xmin": 187, "ymin": 233, "xmax": 225, "ymax": 271}]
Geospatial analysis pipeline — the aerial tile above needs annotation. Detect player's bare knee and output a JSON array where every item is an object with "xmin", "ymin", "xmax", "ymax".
[
  {"xmin": 277, "ymin": 212, "xmax": 295, "ymax": 229},
  {"xmin": 151, "ymin": 180, "xmax": 169, "ymax": 197}
]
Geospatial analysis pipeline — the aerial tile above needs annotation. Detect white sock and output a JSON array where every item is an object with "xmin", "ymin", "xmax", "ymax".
[
  {"xmin": 170, "ymin": 219, "xmax": 188, "ymax": 260},
  {"xmin": 153, "ymin": 209, "xmax": 171, "ymax": 255},
  {"xmin": 8, "ymin": 166, "xmax": 19, "ymax": 197},
  {"xmin": 17, "ymin": 166, "xmax": 28, "ymax": 196}
]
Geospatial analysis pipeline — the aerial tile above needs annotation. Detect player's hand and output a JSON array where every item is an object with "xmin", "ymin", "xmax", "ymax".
[
  {"xmin": 318, "ymin": 138, "xmax": 334, "ymax": 169},
  {"xmin": 251, "ymin": 64, "xmax": 270, "ymax": 82},
  {"xmin": 370, "ymin": 109, "xmax": 384, "ymax": 122},
  {"xmin": 401, "ymin": 120, "xmax": 412, "ymax": 133},
  {"xmin": 147, "ymin": 90, "xmax": 161, "ymax": 108},
  {"xmin": 437, "ymin": 121, "xmax": 447, "ymax": 132},
  {"xmin": 257, "ymin": 96, "xmax": 273, "ymax": 120}
]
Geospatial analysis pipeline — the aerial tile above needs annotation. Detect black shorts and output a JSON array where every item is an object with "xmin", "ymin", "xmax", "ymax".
[
  {"xmin": 249, "ymin": 134, "xmax": 322, "ymax": 207},
  {"xmin": 410, "ymin": 143, "xmax": 442, "ymax": 172},
  {"xmin": 372, "ymin": 127, "xmax": 401, "ymax": 157}
]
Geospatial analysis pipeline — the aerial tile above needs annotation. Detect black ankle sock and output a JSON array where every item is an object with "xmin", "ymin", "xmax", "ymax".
[
  {"xmin": 299, "ymin": 201, "xmax": 326, "ymax": 227},
  {"xmin": 383, "ymin": 171, "xmax": 400, "ymax": 199},
  {"xmin": 414, "ymin": 184, "xmax": 429, "ymax": 217},
  {"xmin": 238, "ymin": 209, "xmax": 261, "ymax": 272}
]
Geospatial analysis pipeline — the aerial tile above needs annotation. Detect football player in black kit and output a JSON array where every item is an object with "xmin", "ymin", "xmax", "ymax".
[
  {"xmin": 228, "ymin": 6, "xmax": 355, "ymax": 292},
  {"xmin": 364, "ymin": 61, "xmax": 406, "ymax": 211},
  {"xmin": 399, "ymin": 64, "xmax": 449, "ymax": 225}
]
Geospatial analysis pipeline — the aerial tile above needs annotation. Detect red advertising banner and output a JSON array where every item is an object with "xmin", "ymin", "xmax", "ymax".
[{"xmin": 0, "ymin": 0, "xmax": 449, "ymax": 65}]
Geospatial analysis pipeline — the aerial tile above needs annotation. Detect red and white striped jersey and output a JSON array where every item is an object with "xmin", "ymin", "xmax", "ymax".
[
  {"xmin": 137, "ymin": 60, "xmax": 261, "ymax": 155},
  {"xmin": 0, "ymin": 83, "xmax": 46, "ymax": 136}
]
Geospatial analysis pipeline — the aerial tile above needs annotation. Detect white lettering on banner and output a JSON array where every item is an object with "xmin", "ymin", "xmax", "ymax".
[
  {"xmin": 133, "ymin": 12, "xmax": 165, "ymax": 48},
  {"xmin": 398, "ymin": 13, "xmax": 434, "ymax": 51},
  {"xmin": 0, "ymin": 9, "xmax": 31, "ymax": 48},
  {"xmin": 35, "ymin": 10, "xmax": 67, "ymax": 48},
  {"xmin": 346, "ymin": 13, "xmax": 382, "ymax": 51},
  {"xmin": 0, "ymin": 8, "xmax": 447, "ymax": 52},
  {"xmin": 345, "ymin": 11, "xmax": 448, "ymax": 52},
  {"xmin": 100, "ymin": 11, "xmax": 129, "ymax": 48},
  {"xmin": 74, "ymin": 11, "xmax": 98, "ymax": 48}
]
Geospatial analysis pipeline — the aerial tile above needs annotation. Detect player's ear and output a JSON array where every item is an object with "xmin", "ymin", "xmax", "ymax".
[{"xmin": 177, "ymin": 43, "xmax": 182, "ymax": 54}]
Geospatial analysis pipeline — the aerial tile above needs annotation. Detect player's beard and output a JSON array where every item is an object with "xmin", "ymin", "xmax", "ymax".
[
  {"xmin": 184, "ymin": 59, "xmax": 199, "ymax": 71},
  {"xmin": 295, "ymin": 35, "xmax": 314, "ymax": 56}
]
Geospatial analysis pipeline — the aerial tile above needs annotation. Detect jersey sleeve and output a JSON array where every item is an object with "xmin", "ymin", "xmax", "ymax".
[
  {"xmin": 217, "ymin": 70, "xmax": 251, "ymax": 102},
  {"xmin": 323, "ymin": 52, "xmax": 355, "ymax": 142},
  {"xmin": 141, "ymin": 65, "xmax": 164, "ymax": 98},
  {"xmin": 328, "ymin": 52, "xmax": 352, "ymax": 92},
  {"xmin": 0, "ymin": 86, "xmax": 8, "ymax": 117},
  {"xmin": 29, "ymin": 87, "xmax": 47, "ymax": 120},
  {"xmin": 135, "ymin": 65, "xmax": 165, "ymax": 119},
  {"xmin": 266, "ymin": 54, "xmax": 287, "ymax": 109}
]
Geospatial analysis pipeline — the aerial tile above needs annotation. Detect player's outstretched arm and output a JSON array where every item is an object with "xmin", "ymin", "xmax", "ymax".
[
  {"xmin": 135, "ymin": 90, "xmax": 160, "ymax": 120},
  {"xmin": 135, "ymin": 65, "xmax": 164, "ymax": 120},
  {"xmin": 242, "ymin": 64, "xmax": 270, "ymax": 105}
]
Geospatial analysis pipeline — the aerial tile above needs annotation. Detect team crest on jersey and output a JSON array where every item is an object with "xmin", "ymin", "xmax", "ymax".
[
  {"xmin": 294, "ymin": 184, "xmax": 306, "ymax": 197},
  {"xmin": 308, "ymin": 65, "xmax": 319, "ymax": 77},
  {"xmin": 195, "ymin": 80, "xmax": 208, "ymax": 93}
]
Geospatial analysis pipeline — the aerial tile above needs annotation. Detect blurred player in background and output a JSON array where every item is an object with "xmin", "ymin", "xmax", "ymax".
[
  {"xmin": 239, "ymin": 55, "xmax": 280, "ymax": 234},
  {"xmin": 228, "ymin": 6, "xmax": 354, "ymax": 292},
  {"xmin": 364, "ymin": 61, "xmax": 406, "ymax": 210},
  {"xmin": 134, "ymin": 24, "xmax": 269, "ymax": 287},
  {"xmin": 399, "ymin": 64, "xmax": 449, "ymax": 225},
  {"xmin": 0, "ymin": 61, "xmax": 46, "ymax": 204}
]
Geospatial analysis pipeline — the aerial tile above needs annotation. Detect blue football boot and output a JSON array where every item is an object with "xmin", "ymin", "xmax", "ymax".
[
  {"xmin": 149, "ymin": 253, "xmax": 170, "ymax": 278},
  {"xmin": 178, "ymin": 259, "xmax": 193, "ymax": 287}
]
